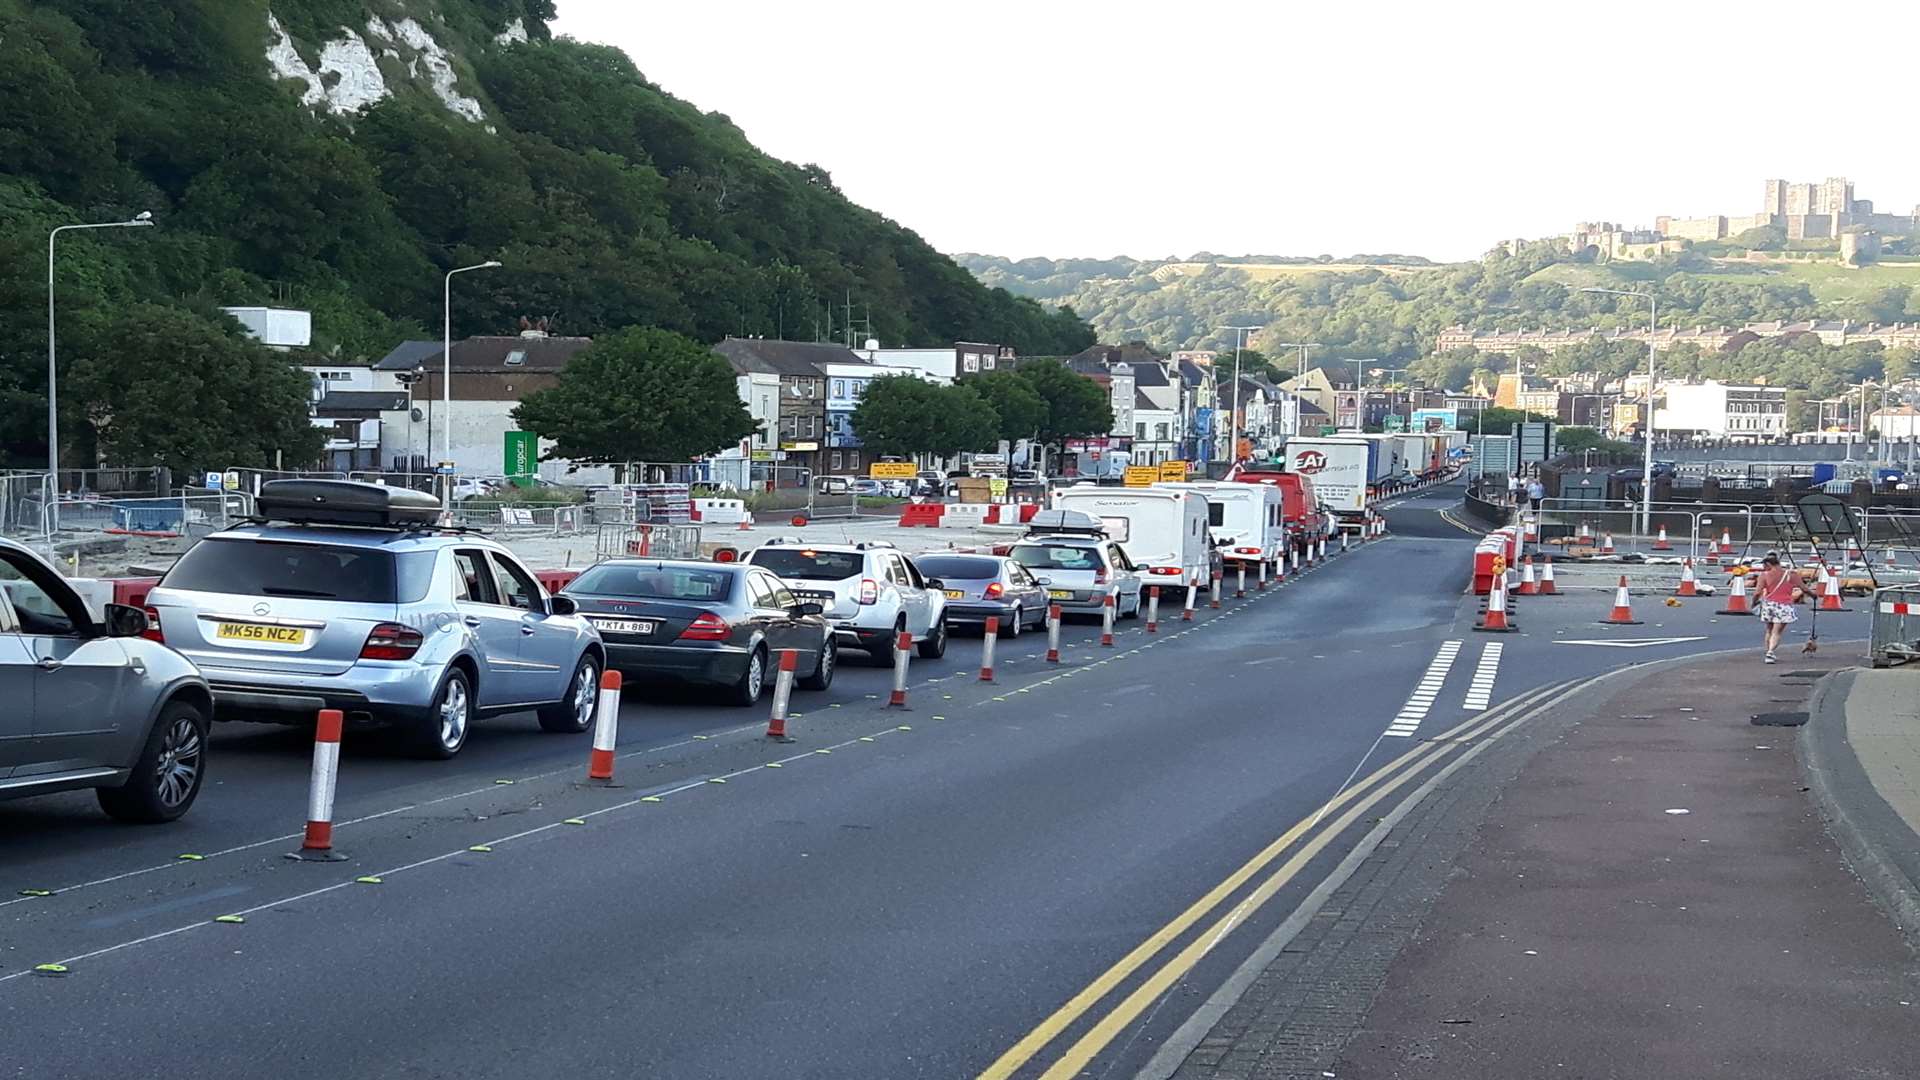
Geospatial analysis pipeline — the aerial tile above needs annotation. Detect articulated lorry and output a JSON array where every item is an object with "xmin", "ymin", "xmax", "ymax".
[{"xmin": 1280, "ymin": 437, "xmax": 1376, "ymax": 531}]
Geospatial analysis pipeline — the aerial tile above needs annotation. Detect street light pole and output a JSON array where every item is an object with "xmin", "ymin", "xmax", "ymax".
[
  {"xmin": 442, "ymin": 260, "xmax": 502, "ymax": 475},
  {"xmin": 1220, "ymin": 325, "xmax": 1261, "ymax": 462},
  {"xmin": 48, "ymin": 213, "xmax": 153, "ymax": 489},
  {"xmin": 1579, "ymin": 287, "xmax": 1657, "ymax": 533}
]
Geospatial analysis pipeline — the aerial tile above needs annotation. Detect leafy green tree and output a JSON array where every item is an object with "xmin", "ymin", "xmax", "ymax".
[
  {"xmin": 969, "ymin": 369, "xmax": 1046, "ymax": 443},
  {"xmin": 65, "ymin": 304, "xmax": 322, "ymax": 472},
  {"xmin": 1554, "ymin": 427, "xmax": 1633, "ymax": 455},
  {"xmin": 1884, "ymin": 346, "xmax": 1916, "ymax": 384},
  {"xmin": 1016, "ymin": 359, "xmax": 1113, "ymax": 448},
  {"xmin": 934, "ymin": 384, "xmax": 1002, "ymax": 456},
  {"xmin": 512, "ymin": 327, "xmax": 754, "ymax": 463},
  {"xmin": 849, "ymin": 375, "xmax": 946, "ymax": 458},
  {"xmin": 1472, "ymin": 407, "xmax": 1551, "ymax": 436}
]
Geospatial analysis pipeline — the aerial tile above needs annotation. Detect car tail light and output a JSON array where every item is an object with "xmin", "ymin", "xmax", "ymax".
[
  {"xmin": 360, "ymin": 622, "xmax": 424, "ymax": 661},
  {"xmin": 857, "ymin": 578, "xmax": 879, "ymax": 605},
  {"xmin": 1149, "ymin": 566, "xmax": 1182, "ymax": 576},
  {"xmin": 1093, "ymin": 567, "xmax": 1108, "ymax": 585},
  {"xmin": 678, "ymin": 612, "xmax": 732, "ymax": 641},
  {"xmin": 985, "ymin": 582, "xmax": 1005, "ymax": 598},
  {"xmin": 142, "ymin": 606, "xmax": 164, "ymax": 643},
  {"xmin": 1235, "ymin": 546, "xmax": 1261, "ymax": 555}
]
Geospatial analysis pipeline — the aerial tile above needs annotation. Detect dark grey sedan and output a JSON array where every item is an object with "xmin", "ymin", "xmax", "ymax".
[
  {"xmin": 0, "ymin": 539, "xmax": 212, "ymax": 822},
  {"xmin": 562, "ymin": 560, "xmax": 835, "ymax": 707},
  {"xmin": 912, "ymin": 554, "xmax": 1048, "ymax": 636}
]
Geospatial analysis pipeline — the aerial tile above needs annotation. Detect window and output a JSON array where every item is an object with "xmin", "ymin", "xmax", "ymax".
[
  {"xmin": 504, "ymin": 350, "xmax": 527, "ymax": 367},
  {"xmin": 452, "ymin": 550, "xmax": 499, "ymax": 605},
  {"xmin": 852, "ymin": 380, "xmax": 866, "ymax": 399},
  {"xmin": 830, "ymin": 451, "xmax": 843, "ymax": 470},
  {"xmin": 490, "ymin": 554, "xmax": 543, "ymax": 612},
  {"xmin": 833, "ymin": 379, "xmax": 846, "ymax": 399},
  {"xmin": 763, "ymin": 576, "xmax": 798, "ymax": 608},
  {"xmin": 571, "ymin": 563, "xmax": 736, "ymax": 602},
  {"xmin": 1155, "ymin": 423, "xmax": 1169, "ymax": 441},
  {"xmin": 1135, "ymin": 423, "xmax": 1146, "ymax": 440},
  {"xmin": 747, "ymin": 548, "xmax": 862, "ymax": 580},
  {"xmin": 163, "ymin": 538, "xmax": 433, "ymax": 604},
  {"xmin": 884, "ymin": 554, "xmax": 912, "ymax": 587},
  {"xmin": 747, "ymin": 573, "xmax": 780, "ymax": 608},
  {"xmin": 0, "ymin": 555, "xmax": 82, "ymax": 636},
  {"xmin": 849, "ymin": 451, "xmax": 861, "ymax": 469},
  {"xmin": 1207, "ymin": 501, "xmax": 1226, "ymax": 527}
]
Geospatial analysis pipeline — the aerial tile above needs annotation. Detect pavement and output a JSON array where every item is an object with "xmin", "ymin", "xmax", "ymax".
[{"xmin": 0, "ymin": 476, "xmax": 1899, "ymax": 1079}]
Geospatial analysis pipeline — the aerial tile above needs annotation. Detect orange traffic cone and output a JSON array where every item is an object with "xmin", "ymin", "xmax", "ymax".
[
  {"xmin": 1651, "ymin": 524, "xmax": 1673, "ymax": 551},
  {"xmin": 1819, "ymin": 570, "xmax": 1850, "ymax": 612},
  {"xmin": 1514, "ymin": 555, "xmax": 1538, "ymax": 596},
  {"xmin": 1538, "ymin": 554, "xmax": 1559, "ymax": 595},
  {"xmin": 1717, "ymin": 528, "xmax": 1734, "ymax": 556},
  {"xmin": 1675, "ymin": 558, "xmax": 1698, "ymax": 597},
  {"xmin": 1600, "ymin": 532, "xmax": 1616, "ymax": 555},
  {"xmin": 1601, "ymin": 575, "xmax": 1641, "ymax": 625},
  {"xmin": 1717, "ymin": 572, "xmax": 1753, "ymax": 616},
  {"xmin": 1888, "ymin": 547, "xmax": 1900, "ymax": 569},
  {"xmin": 1847, "ymin": 537, "xmax": 1864, "ymax": 563},
  {"xmin": 1475, "ymin": 573, "xmax": 1516, "ymax": 633},
  {"xmin": 1578, "ymin": 522, "xmax": 1593, "ymax": 543}
]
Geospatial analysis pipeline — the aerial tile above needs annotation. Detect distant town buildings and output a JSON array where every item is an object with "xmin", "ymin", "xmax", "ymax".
[
  {"xmin": 1555, "ymin": 177, "xmax": 1918, "ymax": 263},
  {"xmin": 1436, "ymin": 320, "xmax": 1920, "ymax": 356},
  {"xmin": 1655, "ymin": 381, "xmax": 1789, "ymax": 440}
]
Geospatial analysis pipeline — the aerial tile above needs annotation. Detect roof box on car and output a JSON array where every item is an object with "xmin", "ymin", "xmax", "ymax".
[
  {"xmin": 1022, "ymin": 509, "xmax": 1107, "ymax": 537},
  {"xmin": 256, "ymin": 479, "xmax": 443, "ymax": 528}
]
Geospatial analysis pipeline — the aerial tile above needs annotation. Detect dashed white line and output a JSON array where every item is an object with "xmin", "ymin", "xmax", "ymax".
[
  {"xmin": 1385, "ymin": 640, "xmax": 1462, "ymax": 738},
  {"xmin": 1463, "ymin": 642, "xmax": 1503, "ymax": 711}
]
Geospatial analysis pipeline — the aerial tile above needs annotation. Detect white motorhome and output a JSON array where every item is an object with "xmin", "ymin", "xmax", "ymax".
[
  {"xmin": 1159, "ymin": 481, "xmax": 1285, "ymax": 574},
  {"xmin": 1051, "ymin": 484, "xmax": 1212, "ymax": 595}
]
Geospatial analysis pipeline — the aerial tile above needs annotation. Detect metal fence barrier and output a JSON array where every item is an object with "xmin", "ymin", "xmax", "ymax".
[
  {"xmin": 1870, "ymin": 585, "xmax": 1920, "ymax": 668},
  {"xmin": 594, "ymin": 522, "xmax": 702, "ymax": 562}
]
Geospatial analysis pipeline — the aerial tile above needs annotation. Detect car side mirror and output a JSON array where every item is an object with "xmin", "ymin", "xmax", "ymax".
[
  {"xmin": 103, "ymin": 603, "xmax": 149, "ymax": 639},
  {"xmin": 790, "ymin": 602, "xmax": 824, "ymax": 617},
  {"xmin": 925, "ymin": 578, "xmax": 945, "ymax": 590},
  {"xmin": 548, "ymin": 595, "xmax": 579, "ymax": 616}
]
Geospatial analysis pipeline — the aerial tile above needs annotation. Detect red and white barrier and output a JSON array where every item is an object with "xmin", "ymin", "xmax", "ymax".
[
  {"xmin": 1182, "ymin": 581, "xmax": 1197, "ymax": 621},
  {"xmin": 1237, "ymin": 564, "xmax": 1248, "ymax": 598},
  {"xmin": 979, "ymin": 616, "xmax": 999, "ymax": 681},
  {"xmin": 1146, "ymin": 585, "xmax": 1160, "ymax": 633},
  {"xmin": 1210, "ymin": 572, "xmax": 1222, "ymax": 609},
  {"xmin": 766, "ymin": 650, "xmax": 798, "ymax": 740},
  {"xmin": 1045, "ymin": 604, "xmax": 1062, "ymax": 663},
  {"xmin": 294, "ymin": 709, "xmax": 347, "ymax": 861},
  {"xmin": 1100, "ymin": 589, "xmax": 1116, "ymax": 647},
  {"xmin": 588, "ymin": 669, "xmax": 622, "ymax": 781},
  {"xmin": 888, "ymin": 630, "xmax": 913, "ymax": 706}
]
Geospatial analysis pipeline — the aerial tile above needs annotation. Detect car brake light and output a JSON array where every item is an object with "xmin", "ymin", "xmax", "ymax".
[
  {"xmin": 1149, "ymin": 566, "xmax": 1182, "ymax": 576},
  {"xmin": 1093, "ymin": 567, "xmax": 1108, "ymax": 585},
  {"xmin": 678, "ymin": 612, "xmax": 732, "ymax": 641},
  {"xmin": 360, "ymin": 622, "xmax": 424, "ymax": 661},
  {"xmin": 858, "ymin": 578, "xmax": 879, "ymax": 605},
  {"xmin": 142, "ymin": 606, "xmax": 164, "ymax": 643},
  {"xmin": 985, "ymin": 582, "xmax": 1004, "ymax": 598}
]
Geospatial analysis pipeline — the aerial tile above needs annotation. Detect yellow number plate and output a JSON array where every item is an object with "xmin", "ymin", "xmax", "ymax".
[
  {"xmin": 1047, "ymin": 589, "xmax": 1073, "ymax": 600},
  {"xmin": 945, "ymin": 590, "xmax": 965, "ymax": 600},
  {"xmin": 215, "ymin": 622, "xmax": 308, "ymax": 645}
]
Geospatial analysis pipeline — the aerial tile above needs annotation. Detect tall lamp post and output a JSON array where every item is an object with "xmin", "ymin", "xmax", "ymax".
[
  {"xmin": 442, "ymin": 261, "xmax": 502, "ymax": 480},
  {"xmin": 1579, "ymin": 287, "xmax": 1657, "ymax": 533},
  {"xmin": 1220, "ymin": 325, "xmax": 1262, "ymax": 462},
  {"xmin": 48, "ymin": 212, "xmax": 153, "ymax": 488}
]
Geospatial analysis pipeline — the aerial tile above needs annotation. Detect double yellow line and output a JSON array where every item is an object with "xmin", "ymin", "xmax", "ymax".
[{"xmin": 977, "ymin": 678, "xmax": 1583, "ymax": 1080}]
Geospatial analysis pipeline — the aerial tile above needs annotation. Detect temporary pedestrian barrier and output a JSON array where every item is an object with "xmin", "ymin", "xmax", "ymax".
[
  {"xmin": 1601, "ymin": 575, "xmax": 1641, "ymax": 625},
  {"xmin": 588, "ymin": 670, "xmax": 622, "ymax": 780},
  {"xmin": 1211, "ymin": 572, "xmax": 1223, "ymax": 608},
  {"xmin": 888, "ymin": 630, "xmax": 913, "ymax": 706},
  {"xmin": 939, "ymin": 503, "xmax": 991, "ymax": 530},
  {"xmin": 1537, "ymin": 555, "xmax": 1559, "ymax": 595},
  {"xmin": 1718, "ymin": 573, "xmax": 1753, "ymax": 616},
  {"xmin": 292, "ymin": 709, "xmax": 347, "ymax": 861},
  {"xmin": 1147, "ymin": 586, "xmax": 1160, "ymax": 633},
  {"xmin": 1675, "ymin": 559, "xmax": 1698, "ymax": 597},
  {"xmin": 1045, "ymin": 604, "xmax": 1062, "ymax": 663},
  {"xmin": 534, "ymin": 569, "xmax": 580, "ymax": 596},
  {"xmin": 898, "ymin": 503, "xmax": 945, "ymax": 527},
  {"xmin": 1869, "ymin": 585, "xmax": 1920, "ymax": 668},
  {"xmin": 1100, "ymin": 589, "xmax": 1116, "ymax": 647},
  {"xmin": 1651, "ymin": 525, "xmax": 1673, "ymax": 551},
  {"xmin": 765, "ymin": 651, "xmax": 798, "ymax": 741},
  {"xmin": 1819, "ymin": 572, "xmax": 1851, "ymax": 612},
  {"xmin": 1236, "ymin": 565, "xmax": 1247, "ymax": 599},
  {"xmin": 1182, "ymin": 581, "xmax": 1197, "ymax": 621},
  {"xmin": 979, "ymin": 616, "xmax": 999, "ymax": 681},
  {"xmin": 1474, "ymin": 573, "xmax": 1516, "ymax": 633},
  {"xmin": 1514, "ymin": 556, "xmax": 1538, "ymax": 596}
]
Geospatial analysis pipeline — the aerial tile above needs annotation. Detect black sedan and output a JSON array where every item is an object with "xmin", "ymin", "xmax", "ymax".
[
  {"xmin": 912, "ymin": 554, "xmax": 1049, "ymax": 636},
  {"xmin": 562, "ymin": 559, "xmax": 834, "ymax": 706}
]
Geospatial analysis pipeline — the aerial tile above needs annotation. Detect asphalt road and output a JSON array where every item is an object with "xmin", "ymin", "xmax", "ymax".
[{"xmin": 0, "ymin": 479, "xmax": 1875, "ymax": 1078}]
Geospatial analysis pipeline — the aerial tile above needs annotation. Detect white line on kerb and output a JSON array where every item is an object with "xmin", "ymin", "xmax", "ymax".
[{"xmin": 1463, "ymin": 642, "xmax": 1503, "ymax": 711}]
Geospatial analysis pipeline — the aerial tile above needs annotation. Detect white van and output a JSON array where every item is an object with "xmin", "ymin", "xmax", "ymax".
[
  {"xmin": 1160, "ymin": 481, "xmax": 1285, "ymax": 574},
  {"xmin": 1051, "ymin": 484, "xmax": 1212, "ymax": 595}
]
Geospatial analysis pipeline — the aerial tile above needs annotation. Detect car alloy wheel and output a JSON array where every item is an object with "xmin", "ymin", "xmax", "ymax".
[
  {"xmin": 154, "ymin": 713, "xmax": 203, "ymax": 810},
  {"xmin": 439, "ymin": 676, "xmax": 470, "ymax": 751},
  {"xmin": 1006, "ymin": 604, "xmax": 1021, "ymax": 638},
  {"xmin": 571, "ymin": 661, "xmax": 596, "ymax": 726}
]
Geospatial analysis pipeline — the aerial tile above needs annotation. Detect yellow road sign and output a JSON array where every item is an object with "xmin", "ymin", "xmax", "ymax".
[
  {"xmin": 1158, "ymin": 460, "xmax": 1188, "ymax": 481},
  {"xmin": 1123, "ymin": 466, "xmax": 1158, "ymax": 487},
  {"xmin": 869, "ymin": 462, "xmax": 917, "ymax": 479}
]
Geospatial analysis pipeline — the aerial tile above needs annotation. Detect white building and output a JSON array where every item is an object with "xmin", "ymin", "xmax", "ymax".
[
  {"xmin": 1653, "ymin": 380, "xmax": 1788, "ymax": 440},
  {"xmin": 1870, "ymin": 404, "xmax": 1920, "ymax": 440},
  {"xmin": 851, "ymin": 340, "xmax": 1011, "ymax": 383},
  {"xmin": 821, "ymin": 360, "xmax": 935, "ymax": 475},
  {"xmin": 223, "ymin": 306, "xmax": 312, "ymax": 350}
]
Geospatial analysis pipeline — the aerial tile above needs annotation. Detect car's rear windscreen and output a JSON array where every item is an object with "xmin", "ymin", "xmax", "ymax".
[
  {"xmin": 749, "ymin": 549, "xmax": 862, "ymax": 580},
  {"xmin": 162, "ymin": 538, "xmax": 434, "ymax": 604},
  {"xmin": 914, "ymin": 555, "xmax": 1001, "ymax": 580},
  {"xmin": 568, "ymin": 564, "xmax": 736, "ymax": 602},
  {"xmin": 1012, "ymin": 546, "xmax": 1101, "ymax": 571}
]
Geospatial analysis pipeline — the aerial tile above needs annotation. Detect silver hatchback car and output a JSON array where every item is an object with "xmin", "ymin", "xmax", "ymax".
[
  {"xmin": 144, "ymin": 481, "xmax": 604, "ymax": 759},
  {"xmin": 0, "ymin": 538, "xmax": 212, "ymax": 822}
]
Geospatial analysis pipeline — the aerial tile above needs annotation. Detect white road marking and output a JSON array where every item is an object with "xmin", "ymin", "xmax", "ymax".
[
  {"xmin": 1385, "ymin": 640, "xmax": 1462, "ymax": 738},
  {"xmin": 1552, "ymin": 636, "xmax": 1709, "ymax": 648},
  {"xmin": 1462, "ymin": 642, "xmax": 1503, "ymax": 711}
]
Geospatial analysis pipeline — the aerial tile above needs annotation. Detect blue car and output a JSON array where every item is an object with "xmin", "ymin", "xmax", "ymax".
[{"xmin": 912, "ymin": 553, "xmax": 1049, "ymax": 635}]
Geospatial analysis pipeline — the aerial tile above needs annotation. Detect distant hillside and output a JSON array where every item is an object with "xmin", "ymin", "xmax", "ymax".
[{"xmin": 0, "ymin": 0, "xmax": 1092, "ymax": 462}]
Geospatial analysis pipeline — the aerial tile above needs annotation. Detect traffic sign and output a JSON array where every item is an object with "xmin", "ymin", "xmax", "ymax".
[
  {"xmin": 1123, "ymin": 466, "xmax": 1158, "ymax": 487},
  {"xmin": 1158, "ymin": 460, "xmax": 1188, "ymax": 481},
  {"xmin": 870, "ymin": 462, "xmax": 917, "ymax": 479}
]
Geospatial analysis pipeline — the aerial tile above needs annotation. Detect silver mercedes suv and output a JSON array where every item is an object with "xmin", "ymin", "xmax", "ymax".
[{"xmin": 143, "ymin": 481, "xmax": 604, "ymax": 759}]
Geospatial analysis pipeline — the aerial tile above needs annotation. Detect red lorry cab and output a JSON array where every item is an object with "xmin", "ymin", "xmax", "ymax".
[{"xmin": 1227, "ymin": 468, "xmax": 1326, "ymax": 547}]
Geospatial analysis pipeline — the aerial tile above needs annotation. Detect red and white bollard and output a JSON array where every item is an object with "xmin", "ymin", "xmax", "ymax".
[
  {"xmin": 292, "ymin": 708, "xmax": 347, "ymax": 861},
  {"xmin": 1317, "ymin": 536, "xmax": 1327, "ymax": 561},
  {"xmin": 766, "ymin": 650, "xmax": 798, "ymax": 741},
  {"xmin": 1147, "ymin": 585, "xmax": 1161, "ymax": 633},
  {"xmin": 1045, "ymin": 603, "xmax": 1062, "ymax": 663},
  {"xmin": 888, "ymin": 630, "xmax": 912, "ymax": 707},
  {"xmin": 588, "ymin": 669, "xmax": 622, "ymax": 780},
  {"xmin": 1210, "ymin": 572, "xmax": 1222, "ymax": 608},
  {"xmin": 1182, "ymin": 580, "xmax": 1197, "ymax": 621},
  {"xmin": 1100, "ymin": 589, "xmax": 1116, "ymax": 647},
  {"xmin": 1291, "ymin": 547, "xmax": 1302, "ymax": 575},
  {"xmin": 979, "ymin": 616, "xmax": 999, "ymax": 682},
  {"xmin": 1341, "ymin": 529, "xmax": 1349, "ymax": 553},
  {"xmin": 1237, "ymin": 564, "xmax": 1248, "ymax": 598}
]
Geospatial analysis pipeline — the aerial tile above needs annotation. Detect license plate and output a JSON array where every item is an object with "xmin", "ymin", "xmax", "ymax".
[
  {"xmin": 1047, "ymin": 589, "xmax": 1073, "ymax": 600},
  {"xmin": 591, "ymin": 618, "xmax": 655, "ymax": 636},
  {"xmin": 215, "ymin": 622, "xmax": 308, "ymax": 645},
  {"xmin": 945, "ymin": 590, "xmax": 965, "ymax": 600}
]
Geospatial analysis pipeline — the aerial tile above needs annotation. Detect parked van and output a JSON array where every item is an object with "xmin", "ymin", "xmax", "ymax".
[
  {"xmin": 1051, "ymin": 484, "xmax": 1212, "ymax": 595},
  {"xmin": 1160, "ymin": 481, "xmax": 1285, "ymax": 575},
  {"xmin": 1226, "ymin": 467, "xmax": 1330, "ymax": 554}
]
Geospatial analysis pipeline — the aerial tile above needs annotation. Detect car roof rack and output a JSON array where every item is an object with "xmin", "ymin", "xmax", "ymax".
[{"xmin": 250, "ymin": 479, "xmax": 453, "ymax": 531}]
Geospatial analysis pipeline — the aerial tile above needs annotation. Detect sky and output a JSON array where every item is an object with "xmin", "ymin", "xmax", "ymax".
[{"xmin": 550, "ymin": 0, "xmax": 1919, "ymax": 263}]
